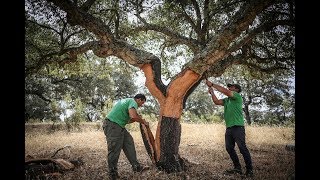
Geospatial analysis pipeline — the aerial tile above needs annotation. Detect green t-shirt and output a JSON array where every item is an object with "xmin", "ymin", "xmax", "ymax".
[
  {"xmin": 222, "ymin": 92, "xmax": 244, "ymax": 128},
  {"xmin": 106, "ymin": 98, "xmax": 138, "ymax": 128}
]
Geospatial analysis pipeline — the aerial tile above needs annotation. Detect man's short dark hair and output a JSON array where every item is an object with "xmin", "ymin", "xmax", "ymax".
[
  {"xmin": 227, "ymin": 83, "xmax": 242, "ymax": 93},
  {"xmin": 134, "ymin": 94, "xmax": 146, "ymax": 101}
]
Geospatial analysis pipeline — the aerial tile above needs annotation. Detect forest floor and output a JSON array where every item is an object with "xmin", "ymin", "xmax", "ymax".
[{"xmin": 25, "ymin": 122, "xmax": 295, "ymax": 180}]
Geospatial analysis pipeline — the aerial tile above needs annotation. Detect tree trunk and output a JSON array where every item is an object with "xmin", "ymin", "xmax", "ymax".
[
  {"xmin": 156, "ymin": 116, "xmax": 183, "ymax": 173},
  {"xmin": 140, "ymin": 114, "xmax": 186, "ymax": 173},
  {"xmin": 243, "ymin": 104, "xmax": 251, "ymax": 125},
  {"xmin": 140, "ymin": 64, "xmax": 200, "ymax": 173},
  {"xmin": 243, "ymin": 96, "xmax": 253, "ymax": 125}
]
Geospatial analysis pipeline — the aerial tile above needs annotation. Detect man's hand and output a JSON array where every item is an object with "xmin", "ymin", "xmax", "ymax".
[
  {"xmin": 139, "ymin": 115, "xmax": 149, "ymax": 126},
  {"xmin": 208, "ymin": 87, "xmax": 214, "ymax": 94},
  {"xmin": 206, "ymin": 80, "xmax": 213, "ymax": 87},
  {"xmin": 141, "ymin": 119, "xmax": 149, "ymax": 126}
]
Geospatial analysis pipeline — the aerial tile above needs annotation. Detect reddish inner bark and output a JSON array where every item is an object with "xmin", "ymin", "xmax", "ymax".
[{"xmin": 140, "ymin": 64, "xmax": 201, "ymax": 173}]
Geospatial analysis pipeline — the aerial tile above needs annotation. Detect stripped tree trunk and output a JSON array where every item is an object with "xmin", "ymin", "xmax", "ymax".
[
  {"xmin": 140, "ymin": 116, "xmax": 185, "ymax": 173},
  {"xmin": 140, "ymin": 65, "xmax": 201, "ymax": 173}
]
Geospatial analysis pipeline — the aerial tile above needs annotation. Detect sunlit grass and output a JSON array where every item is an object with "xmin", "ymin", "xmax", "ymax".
[{"xmin": 25, "ymin": 122, "xmax": 295, "ymax": 180}]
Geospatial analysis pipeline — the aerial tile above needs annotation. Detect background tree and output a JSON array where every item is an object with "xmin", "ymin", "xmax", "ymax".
[{"xmin": 25, "ymin": 0, "xmax": 295, "ymax": 173}]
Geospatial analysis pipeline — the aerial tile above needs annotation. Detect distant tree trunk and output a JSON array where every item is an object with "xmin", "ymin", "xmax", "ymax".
[
  {"xmin": 243, "ymin": 105, "xmax": 252, "ymax": 125},
  {"xmin": 86, "ymin": 113, "xmax": 93, "ymax": 122},
  {"xmin": 276, "ymin": 111, "xmax": 285, "ymax": 124},
  {"xmin": 243, "ymin": 96, "xmax": 253, "ymax": 125}
]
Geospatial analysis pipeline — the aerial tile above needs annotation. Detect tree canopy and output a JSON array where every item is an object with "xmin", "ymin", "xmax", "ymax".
[{"xmin": 25, "ymin": 0, "xmax": 295, "ymax": 124}]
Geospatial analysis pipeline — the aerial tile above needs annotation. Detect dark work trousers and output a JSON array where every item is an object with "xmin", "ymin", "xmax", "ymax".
[
  {"xmin": 225, "ymin": 125, "xmax": 253, "ymax": 171},
  {"xmin": 103, "ymin": 119, "xmax": 140, "ymax": 173}
]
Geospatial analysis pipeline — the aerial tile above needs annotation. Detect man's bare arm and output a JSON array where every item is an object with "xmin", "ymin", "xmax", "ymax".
[
  {"xmin": 208, "ymin": 87, "xmax": 224, "ymax": 105},
  {"xmin": 128, "ymin": 108, "xmax": 149, "ymax": 126},
  {"xmin": 206, "ymin": 80, "xmax": 233, "ymax": 97}
]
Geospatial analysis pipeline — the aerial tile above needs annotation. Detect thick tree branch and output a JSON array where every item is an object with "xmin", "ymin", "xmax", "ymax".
[
  {"xmin": 59, "ymin": 22, "xmax": 68, "ymax": 50},
  {"xmin": 135, "ymin": 14, "xmax": 201, "ymax": 53},
  {"xmin": 209, "ymin": 0, "xmax": 275, "ymax": 53},
  {"xmin": 180, "ymin": 7, "xmax": 197, "ymax": 31},
  {"xmin": 226, "ymin": 19, "xmax": 294, "ymax": 54},
  {"xmin": 27, "ymin": 19, "xmax": 60, "ymax": 34},
  {"xmin": 191, "ymin": 0, "xmax": 202, "ymax": 34},
  {"xmin": 25, "ymin": 41, "xmax": 99, "ymax": 76},
  {"xmin": 201, "ymin": 0, "xmax": 210, "ymax": 39},
  {"xmin": 63, "ymin": 29, "xmax": 86, "ymax": 48},
  {"xmin": 27, "ymin": 18, "xmax": 85, "ymax": 51},
  {"xmin": 80, "ymin": 0, "xmax": 97, "ymax": 12},
  {"xmin": 48, "ymin": 0, "xmax": 114, "ymax": 43},
  {"xmin": 47, "ymin": 0, "xmax": 168, "ymax": 85},
  {"xmin": 186, "ymin": 0, "xmax": 276, "ymax": 74},
  {"xmin": 205, "ymin": 50, "xmax": 292, "ymax": 78},
  {"xmin": 141, "ymin": 64, "xmax": 166, "ymax": 105},
  {"xmin": 241, "ymin": 58, "xmax": 290, "ymax": 73},
  {"xmin": 164, "ymin": 69, "xmax": 201, "ymax": 118},
  {"xmin": 60, "ymin": 41, "xmax": 99, "ymax": 62},
  {"xmin": 204, "ymin": 53, "xmax": 244, "ymax": 78}
]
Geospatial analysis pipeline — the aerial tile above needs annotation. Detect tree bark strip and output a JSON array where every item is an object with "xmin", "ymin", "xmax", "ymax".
[{"xmin": 140, "ymin": 123, "xmax": 157, "ymax": 164}]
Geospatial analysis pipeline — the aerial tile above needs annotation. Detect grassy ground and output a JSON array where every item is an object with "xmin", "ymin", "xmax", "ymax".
[{"xmin": 25, "ymin": 122, "xmax": 295, "ymax": 180}]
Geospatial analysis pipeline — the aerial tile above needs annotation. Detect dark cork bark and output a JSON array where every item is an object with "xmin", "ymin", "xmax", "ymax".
[
  {"xmin": 156, "ymin": 116, "xmax": 185, "ymax": 173},
  {"xmin": 151, "ymin": 58, "xmax": 167, "ymax": 96}
]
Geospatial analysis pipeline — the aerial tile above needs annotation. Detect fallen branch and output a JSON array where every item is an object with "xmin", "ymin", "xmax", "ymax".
[
  {"xmin": 25, "ymin": 145, "xmax": 83, "ymax": 179},
  {"xmin": 51, "ymin": 145, "xmax": 71, "ymax": 158}
]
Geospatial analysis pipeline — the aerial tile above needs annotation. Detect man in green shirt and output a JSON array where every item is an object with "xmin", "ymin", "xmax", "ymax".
[
  {"xmin": 103, "ymin": 94, "xmax": 149, "ymax": 179},
  {"xmin": 206, "ymin": 80, "xmax": 253, "ymax": 177}
]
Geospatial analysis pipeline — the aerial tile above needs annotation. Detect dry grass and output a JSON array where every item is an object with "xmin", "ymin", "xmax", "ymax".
[{"xmin": 25, "ymin": 122, "xmax": 295, "ymax": 180}]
